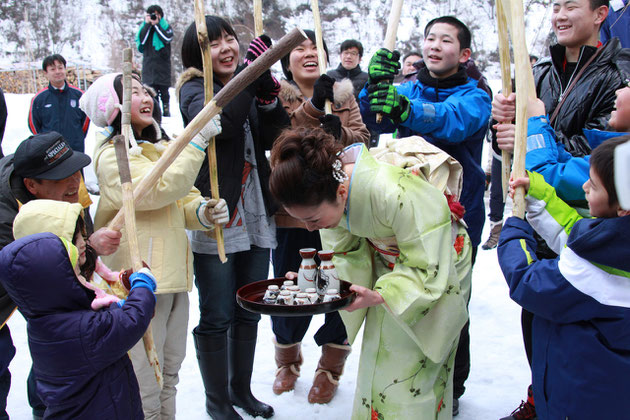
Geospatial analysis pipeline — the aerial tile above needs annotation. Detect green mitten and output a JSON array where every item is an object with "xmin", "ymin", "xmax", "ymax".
[
  {"xmin": 368, "ymin": 48, "xmax": 401, "ymax": 84},
  {"xmin": 368, "ymin": 82, "xmax": 410, "ymax": 124}
]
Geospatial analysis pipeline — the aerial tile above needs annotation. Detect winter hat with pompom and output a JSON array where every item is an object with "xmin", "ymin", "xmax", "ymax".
[{"xmin": 79, "ymin": 73, "xmax": 122, "ymax": 128}]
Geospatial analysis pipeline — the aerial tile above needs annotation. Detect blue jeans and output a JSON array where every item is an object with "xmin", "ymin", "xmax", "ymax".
[
  {"xmin": 193, "ymin": 247, "xmax": 269, "ymax": 337},
  {"xmin": 0, "ymin": 326, "xmax": 15, "ymax": 420}
]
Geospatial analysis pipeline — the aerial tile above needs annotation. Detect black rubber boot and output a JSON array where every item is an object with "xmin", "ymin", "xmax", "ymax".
[
  {"xmin": 193, "ymin": 330, "xmax": 242, "ymax": 420},
  {"xmin": 228, "ymin": 324, "xmax": 274, "ymax": 418}
]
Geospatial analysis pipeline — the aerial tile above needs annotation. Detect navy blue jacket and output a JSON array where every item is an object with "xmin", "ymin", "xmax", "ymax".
[
  {"xmin": 0, "ymin": 233, "xmax": 154, "ymax": 419},
  {"xmin": 359, "ymin": 68, "xmax": 491, "ymax": 246},
  {"xmin": 498, "ymin": 216, "xmax": 630, "ymax": 419},
  {"xmin": 28, "ymin": 82, "xmax": 89, "ymax": 153}
]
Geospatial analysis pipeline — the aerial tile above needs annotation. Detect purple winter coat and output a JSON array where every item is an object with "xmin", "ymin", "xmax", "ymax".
[{"xmin": 0, "ymin": 233, "xmax": 154, "ymax": 419}]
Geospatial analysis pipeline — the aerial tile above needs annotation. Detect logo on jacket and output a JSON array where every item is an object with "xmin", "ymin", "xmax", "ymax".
[{"xmin": 70, "ymin": 99, "xmax": 77, "ymax": 108}]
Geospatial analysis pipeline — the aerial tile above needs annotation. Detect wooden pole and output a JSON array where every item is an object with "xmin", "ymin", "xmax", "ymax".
[
  {"xmin": 107, "ymin": 28, "xmax": 307, "ymax": 232},
  {"xmin": 254, "ymin": 0, "xmax": 263, "ymax": 37},
  {"xmin": 194, "ymin": 0, "xmax": 227, "ymax": 263},
  {"xmin": 505, "ymin": 0, "xmax": 537, "ymax": 219},
  {"xmin": 376, "ymin": 0, "xmax": 404, "ymax": 123},
  {"xmin": 115, "ymin": 48, "xmax": 163, "ymax": 389},
  {"xmin": 496, "ymin": 0, "xmax": 513, "ymax": 203},
  {"xmin": 311, "ymin": 0, "xmax": 332, "ymax": 114}
]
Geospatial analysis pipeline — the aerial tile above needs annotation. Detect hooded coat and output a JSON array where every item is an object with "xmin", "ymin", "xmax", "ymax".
[
  {"xmin": 533, "ymin": 38, "xmax": 630, "ymax": 157},
  {"xmin": 498, "ymin": 172, "xmax": 630, "ymax": 419},
  {"xmin": 0, "ymin": 233, "xmax": 154, "ymax": 419}
]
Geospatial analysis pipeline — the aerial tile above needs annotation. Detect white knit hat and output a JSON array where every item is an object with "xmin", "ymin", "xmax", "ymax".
[{"xmin": 79, "ymin": 73, "xmax": 122, "ymax": 128}]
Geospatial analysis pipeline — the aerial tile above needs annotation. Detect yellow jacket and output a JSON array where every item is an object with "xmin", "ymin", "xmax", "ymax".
[{"xmin": 93, "ymin": 129, "xmax": 208, "ymax": 293}]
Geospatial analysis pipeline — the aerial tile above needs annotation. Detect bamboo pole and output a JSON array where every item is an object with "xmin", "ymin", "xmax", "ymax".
[
  {"xmin": 496, "ymin": 0, "xmax": 513, "ymax": 202},
  {"xmin": 505, "ymin": 0, "xmax": 537, "ymax": 219},
  {"xmin": 115, "ymin": 48, "xmax": 163, "ymax": 388},
  {"xmin": 311, "ymin": 0, "xmax": 332, "ymax": 114},
  {"xmin": 194, "ymin": 1, "xmax": 227, "ymax": 263},
  {"xmin": 107, "ymin": 28, "xmax": 307, "ymax": 232},
  {"xmin": 254, "ymin": 0, "xmax": 263, "ymax": 37},
  {"xmin": 376, "ymin": 0, "xmax": 404, "ymax": 123}
]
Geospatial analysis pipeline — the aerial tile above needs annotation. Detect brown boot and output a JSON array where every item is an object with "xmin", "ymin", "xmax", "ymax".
[
  {"xmin": 272, "ymin": 340, "xmax": 302, "ymax": 395},
  {"xmin": 307, "ymin": 343, "xmax": 351, "ymax": 404}
]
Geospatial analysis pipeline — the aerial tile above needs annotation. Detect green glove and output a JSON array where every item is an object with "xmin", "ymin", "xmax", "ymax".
[
  {"xmin": 368, "ymin": 48, "xmax": 401, "ymax": 84},
  {"xmin": 368, "ymin": 82, "xmax": 410, "ymax": 124}
]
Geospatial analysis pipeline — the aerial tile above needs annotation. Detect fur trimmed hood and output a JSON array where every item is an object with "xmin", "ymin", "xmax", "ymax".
[
  {"xmin": 279, "ymin": 78, "xmax": 355, "ymax": 108},
  {"xmin": 175, "ymin": 67, "xmax": 204, "ymax": 101}
]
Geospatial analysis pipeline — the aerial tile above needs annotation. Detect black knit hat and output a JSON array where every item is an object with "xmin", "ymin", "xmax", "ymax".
[{"xmin": 13, "ymin": 132, "xmax": 91, "ymax": 180}]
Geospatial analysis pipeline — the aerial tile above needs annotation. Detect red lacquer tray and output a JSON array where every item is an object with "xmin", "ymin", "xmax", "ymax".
[{"xmin": 236, "ymin": 277, "xmax": 356, "ymax": 317}]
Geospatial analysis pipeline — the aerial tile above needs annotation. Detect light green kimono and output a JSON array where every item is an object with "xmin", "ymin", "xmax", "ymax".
[{"xmin": 320, "ymin": 144, "xmax": 469, "ymax": 419}]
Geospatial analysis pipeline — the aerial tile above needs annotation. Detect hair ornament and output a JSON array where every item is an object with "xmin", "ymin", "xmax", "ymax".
[{"xmin": 332, "ymin": 158, "xmax": 348, "ymax": 184}]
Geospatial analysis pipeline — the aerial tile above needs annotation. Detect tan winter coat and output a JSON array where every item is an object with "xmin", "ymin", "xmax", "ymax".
[
  {"xmin": 278, "ymin": 78, "xmax": 370, "ymax": 146},
  {"xmin": 93, "ymin": 129, "xmax": 208, "ymax": 294}
]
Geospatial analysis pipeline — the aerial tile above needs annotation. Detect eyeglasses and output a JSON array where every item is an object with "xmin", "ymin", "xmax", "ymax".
[{"xmin": 341, "ymin": 51, "xmax": 359, "ymax": 57}]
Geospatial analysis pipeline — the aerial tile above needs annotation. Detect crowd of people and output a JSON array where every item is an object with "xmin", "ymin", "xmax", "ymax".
[{"xmin": 0, "ymin": 1, "xmax": 629, "ymax": 419}]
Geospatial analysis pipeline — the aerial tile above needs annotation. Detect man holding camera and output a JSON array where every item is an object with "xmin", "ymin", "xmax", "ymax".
[{"xmin": 136, "ymin": 5, "xmax": 173, "ymax": 117}]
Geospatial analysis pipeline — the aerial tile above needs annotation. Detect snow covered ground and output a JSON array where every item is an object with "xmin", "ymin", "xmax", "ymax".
[{"xmin": 3, "ymin": 91, "xmax": 530, "ymax": 419}]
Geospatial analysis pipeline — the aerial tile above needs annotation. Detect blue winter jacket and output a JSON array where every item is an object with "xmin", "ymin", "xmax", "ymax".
[
  {"xmin": 526, "ymin": 115, "xmax": 629, "ymax": 206},
  {"xmin": 28, "ymin": 82, "xmax": 89, "ymax": 153},
  {"xmin": 498, "ymin": 214, "xmax": 630, "ymax": 420},
  {"xmin": 0, "ymin": 233, "xmax": 154, "ymax": 419},
  {"xmin": 359, "ymin": 75, "xmax": 491, "ymax": 246}
]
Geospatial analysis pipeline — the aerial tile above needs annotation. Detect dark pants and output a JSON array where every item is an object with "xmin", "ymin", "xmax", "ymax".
[
  {"xmin": 27, "ymin": 368, "xmax": 45, "ymax": 418},
  {"xmin": 271, "ymin": 228, "xmax": 347, "ymax": 346},
  {"xmin": 0, "ymin": 326, "xmax": 15, "ymax": 420},
  {"xmin": 193, "ymin": 247, "xmax": 268, "ymax": 337},
  {"xmin": 453, "ymin": 246, "xmax": 477, "ymax": 400},
  {"xmin": 488, "ymin": 156, "xmax": 506, "ymax": 223},
  {"xmin": 150, "ymin": 84, "xmax": 170, "ymax": 112}
]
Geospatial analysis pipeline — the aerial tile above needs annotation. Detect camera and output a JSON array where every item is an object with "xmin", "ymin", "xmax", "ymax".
[{"xmin": 150, "ymin": 13, "xmax": 158, "ymax": 20}]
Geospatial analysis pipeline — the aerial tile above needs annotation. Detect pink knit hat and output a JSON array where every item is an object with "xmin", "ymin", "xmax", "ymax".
[{"xmin": 79, "ymin": 73, "xmax": 122, "ymax": 128}]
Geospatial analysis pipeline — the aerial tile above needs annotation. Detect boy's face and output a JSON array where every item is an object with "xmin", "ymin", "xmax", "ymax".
[
  {"xmin": 583, "ymin": 167, "xmax": 617, "ymax": 218},
  {"xmin": 402, "ymin": 54, "xmax": 422, "ymax": 76},
  {"xmin": 340, "ymin": 47, "xmax": 361, "ymax": 70},
  {"xmin": 43, "ymin": 60, "xmax": 66, "ymax": 88},
  {"xmin": 551, "ymin": 0, "xmax": 607, "ymax": 49},
  {"xmin": 422, "ymin": 23, "xmax": 470, "ymax": 79},
  {"xmin": 608, "ymin": 86, "xmax": 630, "ymax": 132}
]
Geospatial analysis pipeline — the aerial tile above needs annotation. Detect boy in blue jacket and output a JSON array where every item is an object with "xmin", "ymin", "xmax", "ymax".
[
  {"xmin": 0, "ymin": 231, "xmax": 156, "ymax": 420},
  {"xmin": 498, "ymin": 136, "xmax": 630, "ymax": 419}
]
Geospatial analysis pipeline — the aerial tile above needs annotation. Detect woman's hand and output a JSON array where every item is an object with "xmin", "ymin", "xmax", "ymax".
[{"xmin": 343, "ymin": 284, "xmax": 384, "ymax": 312}]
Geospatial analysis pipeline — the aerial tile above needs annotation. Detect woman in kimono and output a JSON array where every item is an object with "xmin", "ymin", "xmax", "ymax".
[{"xmin": 269, "ymin": 126, "xmax": 469, "ymax": 419}]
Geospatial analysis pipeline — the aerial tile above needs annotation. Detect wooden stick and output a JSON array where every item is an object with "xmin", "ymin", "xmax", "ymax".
[
  {"xmin": 114, "ymin": 49, "xmax": 163, "ymax": 389},
  {"xmin": 254, "ymin": 0, "xmax": 263, "ymax": 37},
  {"xmin": 107, "ymin": 28, "xmax": 307, "ymax": 232},
  {"xmin": 311, "ymin": 0, "xmax": 332, "ymax": 114},
  {"xmin": 496, "ymin": 0, "xmax": 513, "ymax": 203},
  {"xmin": 506, "ymin": 0, "xmax": 537, "ymax": 219},
  {"xmin": 194, "ymin": 1, "xmax": 227, "ymax": 263},
  {"xmin": 376, "ymin": 0, "xmax": 404, "ymax": 123}
]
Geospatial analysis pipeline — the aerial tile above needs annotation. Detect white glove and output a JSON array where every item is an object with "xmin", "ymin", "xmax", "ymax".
[
  {"xmin": 198, "ymin": 198, "xmax": 229, "ymax": 227},
  {"xmin": 190, "ymin": 114, "xmax": 222, "ymax": 150}
]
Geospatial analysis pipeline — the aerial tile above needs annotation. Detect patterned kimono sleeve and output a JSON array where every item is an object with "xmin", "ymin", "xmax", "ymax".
[
  {"xmin": 371, "ymin": 174, "xmax": 467, "ymax": 362},
  {"xmin": 320, "ymin": 226, "xmax": 373, "ymax": 344}
]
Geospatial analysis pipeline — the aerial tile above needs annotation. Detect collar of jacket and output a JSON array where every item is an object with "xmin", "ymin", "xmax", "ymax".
[
  {"xmin": 49, "ymin": 81, "xmax": 67, "ymax": 92},
  {"xmin": 334, "ymin": 63, "xmax": 364, "ymax": 79},
  {"xmin": 549, "ymin": 38, "xmax": 618, "ymax": 75},
  {"xmin": 417, "ymin": 64, "xmax": 468, "ymax": 89}
]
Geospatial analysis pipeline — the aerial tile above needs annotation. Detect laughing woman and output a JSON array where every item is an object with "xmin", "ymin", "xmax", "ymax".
[
  {"xmin": 80, "ymin": 72, "xmax": 227, "ymax": 420},
  {"xmin": 269, "ymin": 126, "xmax": 468, "ymax": 419},
  {"xmin": 176, "ymin": 16, "xmax": 290, "ymax": 420}
]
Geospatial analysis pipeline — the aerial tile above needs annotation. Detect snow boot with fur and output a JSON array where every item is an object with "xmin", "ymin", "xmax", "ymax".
[
  {"xmin": 272, "ymin": 340, "xmax": 303, "ymax": 394},
  {"xmin": 307, "ymin": 343, "xmax": 351, "ymax": 404}
]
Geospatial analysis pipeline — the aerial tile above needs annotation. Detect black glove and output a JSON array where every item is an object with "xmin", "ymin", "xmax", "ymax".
[
  {"xmin": 319, "ymin": 114, "xmax": 342, "ymax": 141},
  {"xmin": 256, "ymin": 70, "xmax": 281, "ymax": 105},
  {"xmin": 311, "ymin": 74, "xmax": 335, "ymax": 110},
  {"xmin": 368, "ymin": 48, "xmax": 401, "ymax": 84},
  {"xmin": 244, "ymin": 34, "xmax": 272, "ymax": 66}
]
